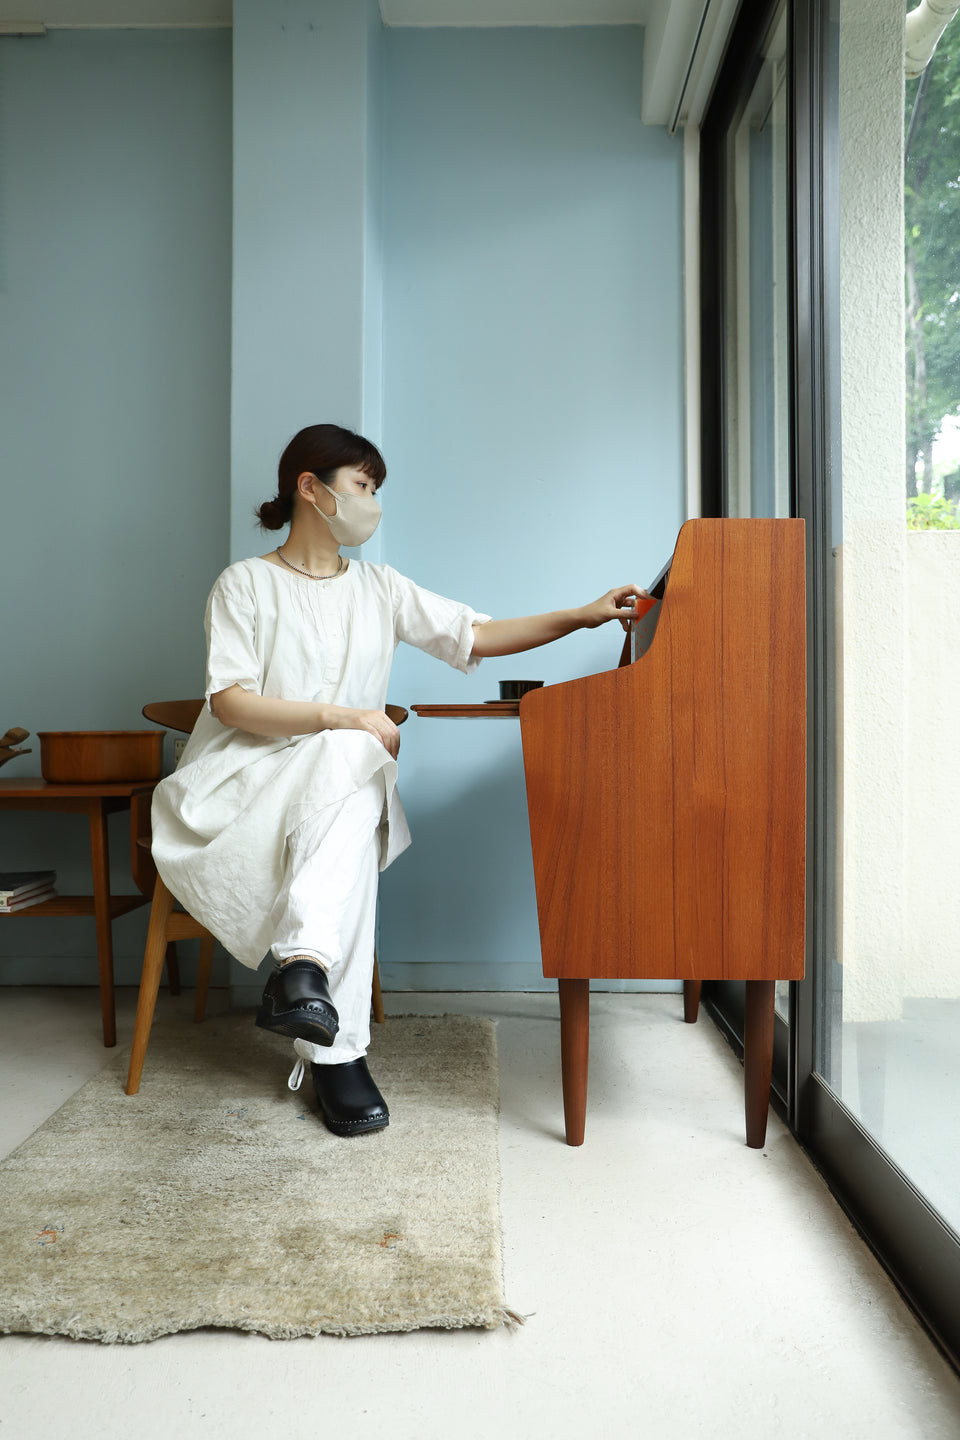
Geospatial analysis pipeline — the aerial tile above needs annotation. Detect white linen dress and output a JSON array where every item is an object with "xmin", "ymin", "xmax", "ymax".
[{"xmin": 150, "ymin": 557, "xmax": 490, "ymax": 971}]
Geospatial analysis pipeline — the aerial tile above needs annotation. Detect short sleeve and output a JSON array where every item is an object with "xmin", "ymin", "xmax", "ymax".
[
  {"xmin": 388, "ymin": 568, "xmax": 492, "ymax": 675},
  {"xmin": 203, "ymin": 572, "xmax": 262, "ymax": 712}
]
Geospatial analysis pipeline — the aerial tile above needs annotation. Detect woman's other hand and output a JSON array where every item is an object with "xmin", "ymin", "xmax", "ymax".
[
  {"xmin": 579, "ymin": 586, "xmax": 651, "ymax": 632},
  {"xmin": 324, "ymin": 706, "xmax": 401, "ymax": 759},
  {"xmin": 210, "ymin": 689, "xmax": 400, "ymax": 754}
]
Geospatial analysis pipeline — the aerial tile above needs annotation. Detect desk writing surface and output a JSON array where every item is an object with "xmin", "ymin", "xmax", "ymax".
[{"xmin": 411, "ymin": 703, "xmax": 520, "ymax": 718}]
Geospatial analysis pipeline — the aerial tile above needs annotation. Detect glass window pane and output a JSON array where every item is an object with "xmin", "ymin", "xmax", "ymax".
[
  {"xmin": 816, "ymin": 3, "xmax": 960, "ymax": 1237},
  {"xmin": 723, "ymin": 5, "xmax": 790, "ymax": 524}
]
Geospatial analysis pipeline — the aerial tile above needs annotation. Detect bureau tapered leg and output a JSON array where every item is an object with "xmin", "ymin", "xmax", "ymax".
[
  {"xmin": 683, "ymin": 980, "xmax": 702, "ymax": 1023},
  {"xmin": 744, "ymin": 980, "xmax": 776, "ymax": 1148},
  {"xmin": 559, "ymin": 979, "xmax": 589, "ymax": 1146}
]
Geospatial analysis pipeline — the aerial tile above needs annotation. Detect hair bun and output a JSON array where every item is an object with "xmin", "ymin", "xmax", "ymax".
[{"xmin": 255, "ymin": 496, "xmax": 290, "ymax": 531}]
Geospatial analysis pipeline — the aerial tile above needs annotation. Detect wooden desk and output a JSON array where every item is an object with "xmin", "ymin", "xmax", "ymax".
[
  {"xmin": 0, "ymin": 777, "xmax": 157, "ymax": 1047},
  {"xmin": 520, "ymin": 519, "xmax": 806, "ymax": 1148}
]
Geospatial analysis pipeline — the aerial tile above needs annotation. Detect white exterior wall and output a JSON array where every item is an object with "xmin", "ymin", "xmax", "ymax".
[
  {"xmin": 838, "ymin": 0, "xmax": 908, "ymax": 1022},
  {"xmin": 904, "ymin": 533, "xmax": 960, "ymax": 996},
  {"xmin": 838, "ymin": 0, "xmax": 960, "ymax": 1020}
]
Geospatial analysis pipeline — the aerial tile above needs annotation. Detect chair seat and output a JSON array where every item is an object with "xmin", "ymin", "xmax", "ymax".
[{"xmin": 165, "ymin": 912, "xmax": 213, "ymax": 942}]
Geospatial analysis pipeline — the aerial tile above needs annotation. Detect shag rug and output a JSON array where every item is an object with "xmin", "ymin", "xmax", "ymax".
[{"xmin": 0, "ymin": 1013, "xmax": 512, "ymax": 1342}]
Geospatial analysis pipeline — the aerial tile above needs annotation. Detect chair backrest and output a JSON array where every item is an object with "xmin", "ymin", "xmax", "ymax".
[
  {"xmin": 143, "ymin": 699, "xmax": 408, "ymax": 731},
  {"xmin": 143, "ymin": 700, "xmax": 205, "ymax": 733}
]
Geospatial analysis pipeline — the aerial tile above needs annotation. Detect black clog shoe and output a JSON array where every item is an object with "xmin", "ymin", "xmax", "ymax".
[
  {"xmin": 255, "ymin": 958, "xmax": 339, "ymax": 1046},
  {"xmin": 311, "ymin": 1057, "xmax": 389, "ymax": 1137}
]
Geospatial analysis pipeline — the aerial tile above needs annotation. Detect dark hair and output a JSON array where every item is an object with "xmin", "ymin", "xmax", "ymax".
[{"xmin": 255, "ymin": 424, "xmax": 387, "ymax": 531}]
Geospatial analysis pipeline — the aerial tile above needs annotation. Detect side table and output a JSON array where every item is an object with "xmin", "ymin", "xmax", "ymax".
[{"xmin": 0, "ymin": 777, "xmax": 159, "ymax": 1047}]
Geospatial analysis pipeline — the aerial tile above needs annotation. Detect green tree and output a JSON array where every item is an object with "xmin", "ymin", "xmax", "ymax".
[
  {"xmin": 906, "ymin": 491, "xmax": 960, "ymax": 528},
  {"xmin": 905, "ymin": 23, "xmax": 960, "ymax": 501}
]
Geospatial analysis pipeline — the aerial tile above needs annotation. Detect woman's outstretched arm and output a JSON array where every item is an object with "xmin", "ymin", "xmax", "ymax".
[{"xmin": 469, "ymin": 585, "xmax": 648, "ymax": 659}]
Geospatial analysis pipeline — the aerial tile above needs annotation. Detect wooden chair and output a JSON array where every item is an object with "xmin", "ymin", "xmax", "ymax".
[{"xmin": 124, "ymin": 698, "xmax": 407, "ymax": 1095}]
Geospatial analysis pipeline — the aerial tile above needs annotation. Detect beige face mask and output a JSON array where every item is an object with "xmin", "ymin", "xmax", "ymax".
[{"xmin": 313, "ymin": 482, "xmax": 382, "ymax": 548}]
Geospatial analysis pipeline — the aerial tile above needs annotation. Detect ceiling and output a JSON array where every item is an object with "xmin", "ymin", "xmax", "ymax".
[
  {"xmin": 0, "ymin": 0, "xmax": 737, "ymax": 128},
  {"xmin": 381, "ymin": 0, "xmax": 650, "ymax": 20},
  {"xmin": 0, "ymin": 0, "xmax": 652, "ymax": 22}
]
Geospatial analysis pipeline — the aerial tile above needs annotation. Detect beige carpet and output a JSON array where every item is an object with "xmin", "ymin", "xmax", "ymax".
[{"xmin": 0, "ymin": 1012, "xmax": 512, "ymax": 1342}]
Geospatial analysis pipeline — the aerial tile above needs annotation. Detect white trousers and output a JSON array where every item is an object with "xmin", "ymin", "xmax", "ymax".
[{"xmin": 269, "ymin": 775, "xmax": 383, "ymax": 1067}]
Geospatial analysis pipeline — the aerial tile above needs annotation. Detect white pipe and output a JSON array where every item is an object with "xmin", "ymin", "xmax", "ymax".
[{"xmin": 906, "ymin": 0, "xmax": 960, "ymax": 79}]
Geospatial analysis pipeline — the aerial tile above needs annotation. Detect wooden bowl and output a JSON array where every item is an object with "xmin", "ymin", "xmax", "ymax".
[{"xmin": 37, "ymin": 731, "xmax": 166, "ymax": 784}]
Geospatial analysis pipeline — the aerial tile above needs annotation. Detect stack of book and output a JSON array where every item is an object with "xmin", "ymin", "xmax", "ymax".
[{"xmin": 0, "ymin": 871, "xmax": 57, "ymax": 913}]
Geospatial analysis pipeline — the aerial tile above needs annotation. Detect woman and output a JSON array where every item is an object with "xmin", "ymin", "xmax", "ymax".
[{"xmin": 151, "ymin": 424, "xmax": 644, "ymax": 1138}]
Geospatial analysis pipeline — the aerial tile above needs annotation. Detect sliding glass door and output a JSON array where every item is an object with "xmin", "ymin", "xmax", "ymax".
[
  {"xmin": 700, "ymin": 0, "xmax": 960, "ymax": 1367},
  {"xmin": 800, "ymin": 0, "xmax": 960, "ymax": 1362}
]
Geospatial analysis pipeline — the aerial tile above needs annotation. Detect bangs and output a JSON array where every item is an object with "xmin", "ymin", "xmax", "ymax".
[{"xmin": 353, "ymin": 445, "xmax": 387, "ymax": 488}]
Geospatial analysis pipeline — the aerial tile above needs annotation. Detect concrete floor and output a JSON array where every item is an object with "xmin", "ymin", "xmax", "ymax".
[{"xmin": 2, "ymin": 987, "xmax": 960, "ymax": 1440}]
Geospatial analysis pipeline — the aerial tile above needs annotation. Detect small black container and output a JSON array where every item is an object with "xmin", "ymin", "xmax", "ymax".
[{"xmin": 498, "ymin": 680, "xmax": 544, "ymax": 701}]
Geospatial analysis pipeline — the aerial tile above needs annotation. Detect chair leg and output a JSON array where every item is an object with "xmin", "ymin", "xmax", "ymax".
[
  {"xmin": 194, "ymin": 935, "xmax": 215, "ymax": 1022},
  {"xmin": 165, "ymin": 942, "xmax": 181, "ymax": 996},
  {"xmin": 126, "ymin": 875, "xmax": 175, "ymax": 1095},
  {"xmin": 371, "ymin": 949, "xmax": 385, "ymax": 1024}
]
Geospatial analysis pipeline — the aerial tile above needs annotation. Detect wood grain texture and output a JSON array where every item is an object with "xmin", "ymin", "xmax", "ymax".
[
  {"xmin": 744, "ymin": 980, "xmax": 776, "ymax": 1148},
  {"xmin": 0, "ymin": 779, "xmax": 156, "ymax": 801},
  {"xmin": 142, "ymin": 699, "xmax": 204, "ymax": 734},
  {"xmin": 0, "ymin": 895, "xmax": 147, "ymax": 919},
  {"xmin": 89, "ymin": 804, "xmax": 116, "ymax": 1046},
  {"xmin": 126, "ymin": 872, "xmax": 178, "ymax": 1094},
  {"xmin": 130, "ymin": 789, "xmax": 157, "ymax": 897},
  {"xmin": 412, "ymin": 704, "xmax": 520, "ymax": 718},
  {"xmin": 0, "ymin": 782, "xmax": 158, "ymax": 1047},
  {"xmin": 37, "ymin": 731, "xmax": 164, "ymax": 784},
  {"xmin": 559, "ymin": 979, "xmax": 590, "ymax": 1146},
  {"xmin": 520, "ymin": 518, "xmax": 806, "ymax": 983}
]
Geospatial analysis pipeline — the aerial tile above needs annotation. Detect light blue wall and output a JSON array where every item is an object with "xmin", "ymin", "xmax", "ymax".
[
  {"xmin": 0, "ymin": 18, "xmax": 685, "ymax": 996},
  {"xmin": 0, "ymin": 29, "xmax": 231, "ymax": 984},
  {"xmin": 230, "ymin": 0, "xmax": 384, "ymax": 565},
  {"xmin": 750, "ymin": 125, "xmax": 777, "ymax": 517},
  {"xmin": 376, "ymin": 28, "xmax": 685, "ymax": 990},
  {"xmin": 363, "ymin": 4, "xmax": 386, "ymax": 468}
]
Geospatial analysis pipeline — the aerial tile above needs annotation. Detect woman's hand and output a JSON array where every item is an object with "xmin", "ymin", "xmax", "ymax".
[
  {"xmin": 578, "ymin": 585, "xmax": 651, "ymax": 632},
  {"xmin": 323, "ymin": 706, "xmax": 400, "ymax": 759},
  {"xmin": 208, "ymin": 689, "xmax": 400, "ymax": 755}
]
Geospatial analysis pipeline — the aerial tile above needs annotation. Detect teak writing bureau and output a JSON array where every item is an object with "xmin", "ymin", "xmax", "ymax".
[{"xmin": 519, "ymin": 518, "xmax": 806, "ymax": 1146}]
